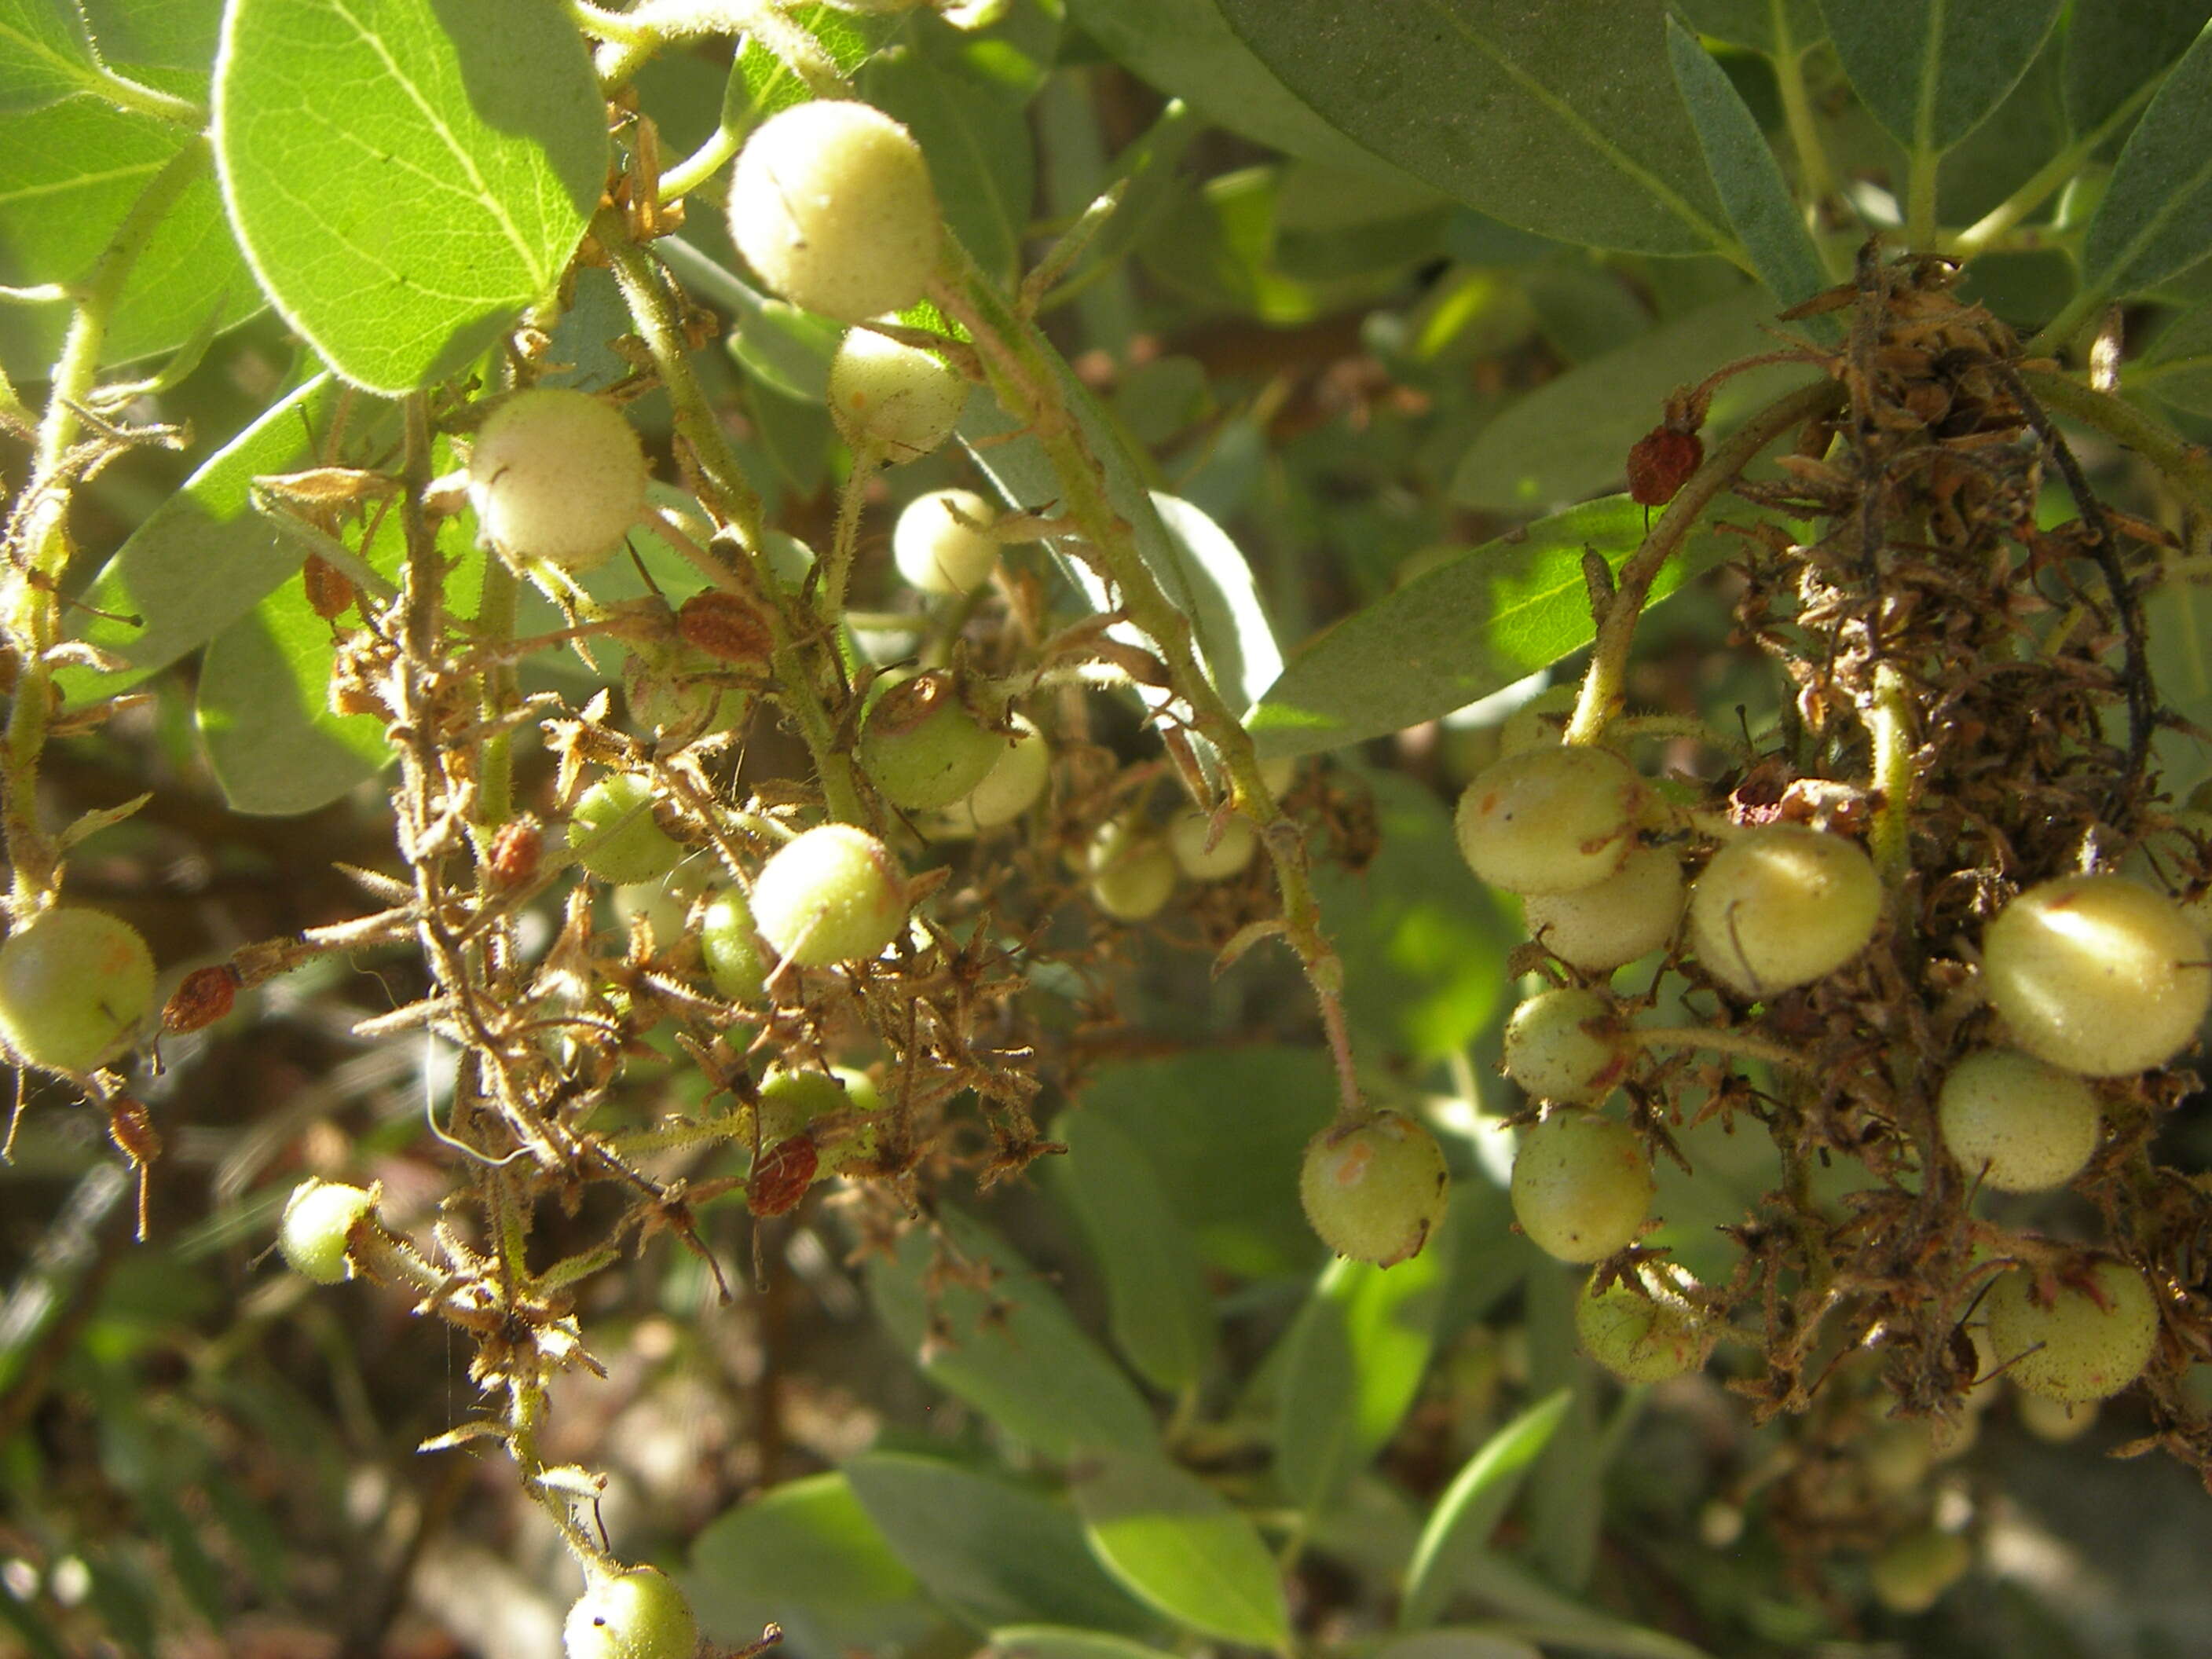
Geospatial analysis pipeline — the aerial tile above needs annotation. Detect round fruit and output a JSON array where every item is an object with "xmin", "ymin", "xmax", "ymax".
[
  {"xmin": 467, "ymin": 389, "xmax": 649, "ymax": 573},
  {"xmin": 1979, "ymin": 873, "xmax": 2211, "ymax": 1077},
  {"xmin": 1575, "ymin": 1265, "xmax": 1709, "ymax": 1382},
  {"xmin": 0, "ymin": 906, "xmax": 156, "ymax": 1073},
  {"xmin": 1936, "ymin": 1046, "xmax": 2100, "ymax": 1193},
  {"xmin": 757, "ymin": 1064, "xmax": 883, "ymax": 1174},
  {"xmin": 1496, "ymin": 683, "xmax": 1580, "ymax": 756},
  {"xmin": 1510, "ymin": 1111, "xmax": 1654, "ymax": 1262},
  {"xmin": 278, "ymin": 1178, "xmax": 376, "ymax": 1285},
  {"xmin": 828, "ymin": 326, "xmax": 966, "ymax": 460},
  {"xmin": 1869, "ymin": 1526, "xmax": 1970, "ymax": 1616},
  {"xmin": 700, "ymin": 889, "xmax": 770, "ymax": 1003},
  {"xmin": 893, "ymin": 488, "xmax": 1000, "ymax": 596},
  {"xmin": 1086, "ymin": 819, "xmax": 1177, "ymax": 922},
  {"xmin": 728, "ymin": 101, "xmax": 939, "ymax": 323},
  {"xmin": 568, "ymin": 775, "xmax": 684, "ymax": 888},
  {"xmin": 859, "ymin": 672, "xmax": 1002, "ymax": 811},
  {"xmin": 2016, "ymin": 1390, "xmax": 2099, "ymax": 1444},
  {"xmin": 611, "ymin": 866, "xmax": 708, "ymax": 954},
  {"xmin": 1454, "ymin": 745, "xmax": 1643, "ymax": 895},
  {"xmin": 1299, "ymin": 1110, "xmax": 1449, "ymax": 1267},
  {"xmin": 750, "ymin": 825, "xmax": 908, "ymax": 967},
  {"xmin": 924, "ymin": 715, "xmax": 1049, "ymax": 837},
  {"xmin": 1686, "ymin": 824, "xmax": 1881, "ymax": 998},
  {"xmin": 1168, "ymin": 809, "xmax": 1258, "ymax": 881},
  {"xmin": 1502, "ymin": 987, "xmax": 1635, "ymax": 1104},
  {"xmin": 1985, "ymin": 1258, "xmax": 2159, "ymax": 1403},
  {"xmin": 563, "ymin": 1566, "xmax": 698, "ymax": 1659},
  {"xmin": 1522, "ymin": 844, "xmax": 1686, "ymax": 972}
]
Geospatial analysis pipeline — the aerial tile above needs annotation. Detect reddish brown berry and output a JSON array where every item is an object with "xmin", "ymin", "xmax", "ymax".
[
  {"xmin": 1626, "ymin": 424, "xmax": 1703, "ymax": 506},
  {"xmin": 162, "ymin": 965, "xmax": 239, "ymax": 1034},
  {"xmin": 748, "ymin": 1133, "xmax": 819, "ymax": 1217},
  {"xmin": 488, "ymin": 819, "xmax": 544, "ymax": 888},
  {"xmin": 302, "ymin": 554, "xmax": 356, "ymax": 621},
  {"xmin": 676, "ymin": 591, "xmax": 775, "ymax": 666}
]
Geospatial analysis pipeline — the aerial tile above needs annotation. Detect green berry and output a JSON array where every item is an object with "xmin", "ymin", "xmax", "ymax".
[
  {"xmin": 1496, "ymin": 683, "xmax": 1580, "ymax": 756},
  {"xmin": 1980, "ymin": 874, "xmax": 2211, "ymax": 1077},
  {"xmin": 610, "ymin": 865, "xmax": 708, "ymax": 954},
  {"xmin": 0, "ymin": 906, "xmax": 156, "ymax": 1072},
  {"xmin": 467, "ymin": 389, "xmax": 648, "ymax": 572},
  {"xmin": 700, "ymin": 889, "xmax": 769, "ymax": 1003},
  {"xmin": 750, "ymin": 825, "xmax": 908, "ymax": 967},
  {"xmin": 757, "ymin": 1064, "xmax": 884, "ymax": 1174},
  {"xmin": 728, "ymin": 101, "xmax": 939, "ymax": 323},
  {"xmin": 1985, "ymin": 1258, "xmax": 2159, "ymax": 1403},
  {"xmin": 893, "ymin": 487, "xmax": 1000, "ymax": 596},
  {"xmin": 1501, "ymin": 987, "xmax": 1635, "ymax": 1104},
  {"xmin": 1686, "ymin": 825, "xmax": 1880, "ymax": 998},
  {"xmin": 828, "ymin": 325, "xmax": 966, "ymax": 460},
  {"xmin": 568, "ymin": 775, "xmax": 684, "ymax": 888},
  {"xmin": 1168, "ymin": 808, "xmax": 1258, "ymax": 881},
  {"xmin": 1522, "ymin": 844, "xmax": 1686, "ymax": 972},
  {"xmin": 1299, "ymin": 1110, "xmax": 1449, "ymax": 1267},
  {"xmin": 1086, "ymin": 819, "xmax": 1177, "ymax": 922},
  {"xmin": 859, "ymin": 672, "xmax": 1002, "ymax": 811},
  {"xmin": 1936, "ymin": 1047, "xmax": 2100, "ymax": 1193},
  {"xmin": 922, "ymin": 715, "xmax": 1049, "ymax": 837},
  {"xmin": 278, "ymin": 1178, "xmax": 376, "ymax": 1284},
  {"xmin": 1510, "ymin": 1110, "xmax": 1654, "ymax": 1262},
  {"xmin": 1454, "ymin": 745, "xmax": 1643, "ymax": 895},
  {"xmin": 1869, "ymin": 1527, "xmax": 1971, "ymax": 1616},
  {"xmin": 2015, "ymin": 1389, "xmax": 2099, "ymax": 1443},
  {"xmin": 1575, "ymin": 1264, "xmax": 1709, "ymax": 1382},
  {"xmin": 563, "ymin": 1566, "xmax": 698, "ymax": 1659}
]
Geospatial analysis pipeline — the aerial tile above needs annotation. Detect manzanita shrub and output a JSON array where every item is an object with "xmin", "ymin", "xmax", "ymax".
[{"xmin": 8, "ymin": 0, "xmax": 2212, "ymax": 1652}]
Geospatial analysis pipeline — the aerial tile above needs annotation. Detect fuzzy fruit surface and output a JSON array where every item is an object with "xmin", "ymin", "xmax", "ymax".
[
  {"xmin": 1086, "ymin": 819, "xmax": 1177, "ymax": 922},
  {"xmin": 894, "ymin": 487, "xmax": 1000, "ymax": 596},
  {"xmin": 751, "ymin": 825, "xmax": 907, "ymax": 967},
  {"xmin": 1986, "ymin": 1259, "xmax": 2159, "ymax": 1403},
  {"xmin": 700, "ymin": 890, "xmax": 768, "ymax": 1003},
  {"xmin": 923, "ymin": 715, "xmax": 1049, "ymax": 837},
  {"xmin": 1454, "ymin": 745, "xmax": 1643, "ymax": 895},
  {"xmin": 1300, "ymin": 1110, "xmax": 1449, "ymax": 1267},
  {"xmin": 1686, "ymin": 824, "xmax": 1879, "ymax": 998},
  {"xmin": 0, "ymin": 906, "xmax": 156, "ymax": 1072},
  {"xmin": 1869, "ymin": 1527, "xmax": 1971, "ymax": 1616},
  {"xmin": 1168, "ymin": 808, "xmax": 1258, "ymax": 881},
  {"xmin": 1511, "ymin": 1111, "xmax": 1654, "ymax": 1262},
  {"xmin": 563, "ymin": 1566, "xmax": 698, "ymax": 1659},
  {"xmin": 1522, "ymin": 844, "xmax": 1684, "ymax": 972},
  {"xmin": 568, "ymin": 775, "xmax": 684, "ymax": 887},
  {"xmin": 278, "ymin": 1179, "xmax": 375, "ymax": 1285},
  {"xmin": 728, "ymin": 101, "xmax": 938, "ymax": 323},
  {"xmin": 1980, "ymin": 874, "xmax": 2211, "ymax": 1077},
  {"xmin": 859, "ymin": 673, "xmax": 1002, "ymax": 811},
  {"xmin": 757, "ymin": 1064, "xmax": 883, "ymax": 1174},
  {"xmin": 1502, "ymin": 987, "xmax": 1634, "ymax": 1104},
  {"xmin": 467, "ymin": 389, "xmax": 647, "ymax": 572},
  {"xmin": 1937, "ymin": 1046, "xmax": 2100, "ymax": 1193},
  {"xmin": 829, "ymin": 327, "xmax": 966, "ymax": 459},
  {"xmin": 1575, "ymin": 1266, "xmax": 1708, "ymax": 1382}
]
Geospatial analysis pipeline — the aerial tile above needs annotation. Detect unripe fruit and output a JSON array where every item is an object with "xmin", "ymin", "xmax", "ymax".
[
  {"xmin": 1168, "ymin": 808, "xmax": 1258, "ymax": 881},
  {"xmin": 828, "ymin": 326, "xmax": 966, "ymax": 460},
  {"xmin": 568, "ymin": 775, "xmax": 684, "ymax": 888},
  {"xmin": 1868, "ymin": 1526, "xmax": 1970, "ymax": 1616},
  {"xmin": 1522, "ymin": 844, "xmax": 1686, "ymax": 972},
  {"xmin": 1299, "ymin": 1110, "xmax": 1449, "ymax": 1267},
  {"xmin": 467, "ymin": 389, "xmax": 649, "ymax": 572},
  {"xmin": 278, "ymin": 1178, "xmax": 376, "ymax": 1284},
  {"xmin": 757, "ymin": 1064, "xmax": 883, "ymax": 1174},
  {"xmin": 1686, "ymin": 825, "xmax": 1880, "ymax": 998},
  {"xmin": 923, "ymin": 715, "xmax": 1049, "ymax": 837},
  {"xmin": 1503, "ymin": 987, "xmax": 1634, "ymax": 1104},
  {"xmin": 0, "ymin": 907, "xmax": 156, "ymax": 1072},
  {"xmin": 1454, "ymin": 745, "xmax": 1643, "ymax": 895},
  {"xmin": 1980, "ymin": 874, "xmax": 2211, "ymax": 1077},
  {"xmin": 700, "ymin": 889, "xmax": 769, "ymax": 1003},
  {"xmin": 563, "ymin": 1566, "xmax": 698, "ymax": 1659},
  {"xmin": 1575, "ymin": 1264, "xmax": 1709, "ymax": 1382},
  {"xmin": 1985, "ymin": 1259, "xmax": 2159, "ymax": 1403},
  {"xmin": 2016, "ymin": 1390, "xmax": 2099, "ymax": 1444},
  {"xmin": 894, "ymin": 488, "xmax": 1001, "ymax": 596},
  {"xmin": 1496, "ymin": 683, "xmax": 1579, "ymax": 756},
  {"xmin": 1510, "ymin": 1111, "xmax": 1654, "ymax": 1262},
  {"xmin": 728, "ymin": 101, "xmax": 939, "ymax": 323},
  {"xmin": 1936, "ymin": 1047, "xmax": 2100, "ymax": 1193},
  {"xmin": 1086, "ymin": 819, "xmax": 1177, "ymax": 922},
  {"xmin": 859, "ymin": 672, "xmax": 1002, "ymax": 811},
  {"xmin": 750, "ymin": 825, "xmax": 908, "ymax": 967}
]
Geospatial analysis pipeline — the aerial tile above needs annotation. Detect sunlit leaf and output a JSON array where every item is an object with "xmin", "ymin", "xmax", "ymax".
[
  {"xmin": 1072, "ymin": 1449, "xmax": 1289, "ymax": 1648},
  {"xmin": 1398, "ymin": 1390, "xmax": 1573, "ymax": 1630}
]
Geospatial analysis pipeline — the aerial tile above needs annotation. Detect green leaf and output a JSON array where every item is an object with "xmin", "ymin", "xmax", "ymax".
[
  {"xmin": 2136, "ymin": 300, "xmax": 2212, "ymax": 415},
  {"xmin": 1050, "ymin": 1111, "xmax": 1218, "ymax": 1397},
  {"xmin": 1214, "ymin": 0, "xmax": 1734, "ymax": 256},
  {"xmin": 1425, "ymin": 1556, "xmax": 1716, "ymax": 1659},
  {"xmin": 1376, "ymin": 1634, "xmax": 1544, "ymax": 1659},
  {"xmin": 1398, "ymin": 1390, "xmax": 1573, "ymax": 1630},
  {"xmin": 1670, "ymin": 0, "xmax": 1824, "ymax": 57},
  {"xmin": 0, "ymin": 0, "xmax": 98, "ymax": 112},
  {"xmin": 1275, "ymin": 1245, "xmax": 1446, "ymax": 1516},
  {"xmin": 687, "ymin": 1472, "xmax": 937, "ymax": 1657},
  {"xmin": 845, "ymin": 1452, "xmax": 1159, "ymax": 1635},
  {"xmin": 733, "ymin": 2, "xmax": 892, "ymax": 121},
  {"xmin": 2080, "ymin": 27, "xmax": 2212, "ymax": 302},
  {"xmin": 1815, "ymin": 0, "xmax": 2064, "ymax": 154},
  {"xmin": 77, "ymin": 0, "xmax": 225, "ymax": 93},
  {"xmin": 2061, "ymin": 0, "xmax": 2206, "ymax": 137},
  {"xmin": 868, "ymin": 1208, "xmax": 1157, "ymax": 1460},
  {"xmin": 211, "ymin": 0, "xmax": 606, "ymax": 393},
  {"xmin": 1665, "ymin": 19, "xmax": 1827, "ymax": 310},
  {"xmin": 196, "ymin": 591, "xmax": 390, "ymax": 814},
  {"xmin": 990, "ymin": 1628, "xmax": 1182, "ymax": 1659},
  {"xmin": 1448, "ymin": 288, "xmax": 1819, "ymax": 513},
  {"xmin": 1071, "ymin": 1449, "xmax": 1289, "ymax": 1648}
]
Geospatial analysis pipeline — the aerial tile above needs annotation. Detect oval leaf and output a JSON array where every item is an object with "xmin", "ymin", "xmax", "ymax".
[
  {"xmin": 0, "ymin": 0, "xmax": 100, "ymax": 112},
  {"xmin": 992, "ymin": 1628, "xmax": 1183, "ymax": 1659},
  {"xmin": 1398, "ymin": 1390, "xmax": 1573, "ymax": 1631},
  {"xmin": 1817, "ymin": 0, "xmax": 2064, "ymax": 154},
  {"xmin": 1072, "ymin": 1450, "xmax": 1289, "ymax": 1649},
  {"xmin": 211, "ymin": 0, "xmax": 606, "ymax": 392},
  {"xmin": 2062, "ymin": 0, "xmax": 2207, "ymax": 135},
  {"xmin": 1377, "ymin": 1634, "xmax": 1544, "ymax": 1659},
  {"xmin": 2080, "ymin": 25, "xmax": 2212, "ymax": 302}
]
